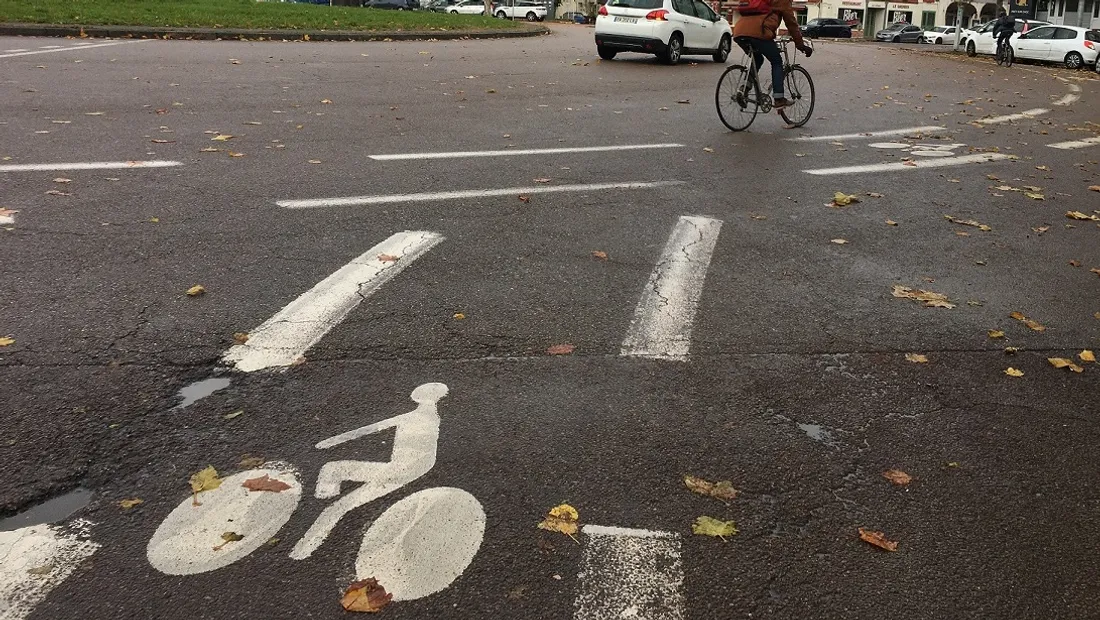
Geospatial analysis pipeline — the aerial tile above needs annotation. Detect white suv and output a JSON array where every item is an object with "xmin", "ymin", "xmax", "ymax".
[{"xmin": 595, "ymin": 0, "xmax": 733, "ymax": 64}]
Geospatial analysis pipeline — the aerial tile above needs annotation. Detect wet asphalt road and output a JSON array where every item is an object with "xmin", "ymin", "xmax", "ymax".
[{"xmin": 1, "ymin": 24, "xmax": 1099, "ymax": 620}]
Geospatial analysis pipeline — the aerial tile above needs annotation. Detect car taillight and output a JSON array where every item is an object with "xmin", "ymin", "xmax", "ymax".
[
  {"xmin": 645, "ymin": 9, "xmax": 668, "ymax": 20},
  {"xmin": 1085, "ymin": 40, "xmax": 1096, "ymax": 49},
  {"xmin": 598, "ymin": 5, "xmax": 608, "ymax": 15}
]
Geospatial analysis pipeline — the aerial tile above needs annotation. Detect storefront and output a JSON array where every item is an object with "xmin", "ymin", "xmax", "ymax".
[
  {"xmin": 837, "ymin": 0, "xmax": 865, "ymax": 29},
  {"xmin": 866, "ymin": 0, "xmax": 887, "ymax": 34},
  {"xmin": 887, "ymin": 1, "xmax": 914, "ymax": 23}
]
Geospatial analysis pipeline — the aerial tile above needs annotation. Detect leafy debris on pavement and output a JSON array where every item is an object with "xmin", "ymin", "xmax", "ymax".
[
  {"xmin": 944, "ymin": 215, "xmax": 991, "ymax": 231},
  {"xmin": 905, "ymin": 353, "xmax": 929, "ymax": 363},
  {"xmin": 190, "ymin": 466, "xmax": 222, "ymax": 505},
  {"xmin": 239, "ymin": 455, "xmax": 265, "ymax": 469},
  {"xmin": 1079, "ymin": 350, "xmax": 1096, "ymax": 363},
  {"xmin": 858, "ymin": 528, "xmax": 898, "ymax": 551},
  {"xmin": 211, "ymin": 134, "xmax": 234, "ymax": 141},
  {"xmin": 1089, "ymin": 186, "xmax": 1100, "ymax": 193},
  {"xmin": 186, "ymin": 285, "xmax": 206, "ymax": 297},
  {"xmin": 233, "ymin": 332, "xmax": 249, "ymax": 344},
  {"xmin": 377, "ymin": 254, "xmax": 399, "ymax": 263},
  {"xmin": 1048, "ymin": 358, "xmax": 1084, "ymax": 373},
  {"xmin": 892, "ymin": 285, "xmax": 955, "ymax": 308},
  {"xmin": 882, "ymin": 469, "xmax": 912, "ymax": 486},
  {"xmin": 1009, "ymin": 311, "xmax": 1045, "ymax": 332},
  {"xmin": 0, "ymin": 337, "xmax": 13, "ymax": 347},
  {"xmin": 684, "ymin": 475, "xmax": 739, "ymax": 504},
  {"xmin": 831, "ymin": 239, "xmax": 848, "ymax": 245},
  {"xmin": 828, "ymin": 192, "xmax": 860, "ymax": 207},
  {"xmin": 537, "ymin": 504, "xmax": 580, "ymax": 541},
  {"xmin": 591, "ymin": 250, "xmax": 608, "ymax": 261},
  {"xmin": 213, "ymin": 531, "xmax": 244, "ymax": 551},
  {"xmin": 885, "ymin": 220, "xmax": 898, "ymax": 226},
  {"xmin": 547, "ymin": 343, "xmax": 575, "ymax": 355},
  {"xmin": 988, "ymin": 330, "xmax": 1005, "ymax": 339},
  {"xmin": 341, "ymin": 578, "xmax": 393, "ymax": 613},
  {"xmin": 692, "ymin": 516, "xmax": 737, "ymax": 541},
  {"xmin": 119, "ymin": 498, "xmax": 144, "ymax": 509},
  {"xmin": 243, "ymin": 474, "xmax": 292, "ymax": 493},
  {"xmin": 1004, "ymin": 367, "xmax": 1024, "ymax": 377},
  {"xmin": 1066, "ymin": 211, "xmax": 1100, "ymax": 221}
]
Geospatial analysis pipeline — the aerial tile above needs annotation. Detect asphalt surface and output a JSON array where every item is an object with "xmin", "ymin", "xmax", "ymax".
[{"xmin": 1, "ymin": 25, "xmax": 1099, "ymax": 620}]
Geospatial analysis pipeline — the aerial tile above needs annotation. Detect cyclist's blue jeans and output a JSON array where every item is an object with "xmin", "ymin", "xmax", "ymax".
[{"xmin": 740, "ymin": 37, "xmax": 785, "ymax": 99}]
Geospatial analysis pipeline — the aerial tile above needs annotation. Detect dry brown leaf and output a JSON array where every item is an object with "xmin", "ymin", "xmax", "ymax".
[
  {"xmin": 905, "ymin": 353, "xmax": 929, "ymax": 364},
  {"xmin": 0, "ymin": 337, "xmax": 14, "ymax": 347},
  {"xmin": 1048, "ymin": 358, "xmax": 1084, "ymax": 373},
  {"xmin": 377, "ymin": 254, "xmax": 399, "ymax": 263},
  {"xmin": 892, "ymin": 285, "xmax": 955, "ymax": 309},
  {"xmin": 885, "ymin": 220, "xmax": 898, "ymax": 226},
  {"xmin": 1004, "ymin": 367, "xmax": 1024, "ymax": 377},
  {"xmin": 341, "ymin": 578, "xmax": 393, "ymax": 613},
  {"xmin": 1089, "ymin": 186, "xmax": 1100, "ymax": 192},
  {"xmin": 1036, "ymin": 165, "xmax": 1050, "ymax": 171},
  {"xmin": 988, "ymin": 330, "xmax": 1005, "ymax": 339},
  {"xmin": 537, "ymin": 504, "xmax": 580, "ymax": 539},
  {"xmin": 320, "ymin": 98, "xmax": 333, "ymax": 104},
  {"xmin": 239, "ymin": 455, "xmax": 265, "ymax": 469},
  {"xmin": 242, "ymin": 474, "xmax": 292, "ymax": 493},
  {"xmin": 547, "ymin": 343, "xmax": 575, "ymax": 355},
  {"xmin": 518, "ymin": 195, "xmax": 530, "ymax": 203},
  {"xmin": 944, "ymin": 215, "xmax": 991, "ymax": 231},
  {"xmin": 882, "ymin": 469, "xmax": 912, "ymax": 486},
  {"xmin": 903, "ymin": 161, "xmax": 918, "ymax": 167},
  {"xmin": 831, "ymin": 239, "xmax": 848, "ymax": 245},
  {"xmin": 232, "ymin": 332, "xmax": 249, "ymax": 344},
  {"xmin": 1079, "ymin": 350, "xmax": 1096, "ymax": 363},
  {"xmin": 867, "ymin": 192, "xmax": 884, "ymax": 198},
  {"xmin": 119, "ymin": 498, "xmax": 144, "ymax": 509},
  {"xmin": 1069, "ymin": 260, "xmax": 1082, "ymax": 267},
  {"xmin": 533, "ymin": 178, "xmax": 551, "ymax": 183},
  {"xmin": 1066, "ymin": 211, "xmax": 1100, "ymax": 221},
  {"xmin": 1009, "ymin": 311, "xmax": 1045, "ymax": 332},
  {"xmin": 45, "ymin": 190, "xmax": 71, "ymax": 196},
  {"xmin": 683, "ymin": 475, "xmax": 739, "ymax": 503},
  {"xmin": 52, "ymin": 178, "xmax": 71, "ymax": 184},
  {"xmin": 1091, "ymin": 268, "xmax": 1100, "ymax": 278},
  {"xmin": 151, "ymin": 139, "xmax": 174, "ymax": 144},
  {"xmin": 858, "ymin": 528, "xmax": 898, "ymax": 552},
  {"xmin": 591, "ymin": 250, "xmax": 608, "ymax": 261},
  {"xmin": 228, "ymin": 151, "xmax": 244, "ymax": 158},
  {"xmin": 1025, "ymin": 192, "xmax": 1045, "ymax": 200},
  {"xmin": 211, "ymin": 134, "xmax": 234, "ymax": 141}
]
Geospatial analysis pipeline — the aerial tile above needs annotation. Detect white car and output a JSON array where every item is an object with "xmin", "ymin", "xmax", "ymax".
[
  {"xmin": 594, "ymin": 0, "xmax": 733, "ymax": 64},
  {"xmin": 922, "ymin": 26, "xmax": 957, "ymax": 44},
  {"xmin": 494, "ymin": 0, "xmax": 547, "ymax": 20},
  {"xmin": 449, "ymin": 0, "xmax": 486, "ymax": 14},
  {"xmin": 963, "ymin": 18, "xmax": 1049, "ymax": 56},
  {"xmin": 1011, "ymin": 25, "xmax": 1099, "ymax": 69}
]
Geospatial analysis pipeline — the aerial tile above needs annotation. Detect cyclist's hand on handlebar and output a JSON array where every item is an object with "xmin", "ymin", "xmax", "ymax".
[{"xmin": 797, "ymin": 42, "xmax": 813, "ymax": 57}]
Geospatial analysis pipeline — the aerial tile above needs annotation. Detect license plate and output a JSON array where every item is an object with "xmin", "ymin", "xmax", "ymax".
[{"xmin": 614, "ymin": 16, "xmax": 638, "ymax": 23}]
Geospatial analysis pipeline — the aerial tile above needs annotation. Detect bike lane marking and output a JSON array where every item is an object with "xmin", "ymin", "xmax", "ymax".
[
  {"xmin": 0, "ymin": 40, "xmax": 146, "ymax": 59},
  {"xmin": 803, "ymin": 152, "xmax": 1015, "ymax": 175},
  {"xmin": 973, "ymin": 108, "xmax": 1049, "ymax": 125},
  {"xmin": 222, "ymin": 231, "xmax": 443, "ymax": 372},
  {"xmin": 621, "ymin": 215, "xmax": 722, "ymax": 362},
  {"xmin": 367, "ymin": 143, "xmax": 684, "ymax": 161},
  {"xmin": 0, "ymin": 520, "xmax": 99, "ymax": 620},
  {"xmin": 0, "ymin": 161, "xmax": 181, "ymax": 173},
  {"xmin": 787, "ymin": 126, "xmax": 946, "ymax": 142},
  {"xmin": 575, "ymin": 525, "xmax": 684, "ymax": 620},
  {"xmin": 1046, "ymin": 136, "xmax": 1100, "ymax": 150}
]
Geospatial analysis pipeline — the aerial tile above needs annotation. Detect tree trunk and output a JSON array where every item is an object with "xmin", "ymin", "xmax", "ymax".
[{"xmin": 484, "ymin": 0, "xmax": 494, "ymax": 17}]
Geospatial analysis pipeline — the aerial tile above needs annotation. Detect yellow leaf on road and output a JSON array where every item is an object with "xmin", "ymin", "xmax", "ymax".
[
  {"xmin": 1048, "ymin": 357, "xmax": 1084, "ymax": 373},
  {"xmin": 189, "ymin": 466, "xmax": 222, "ymax": 505},
  {"xmin": 988, "ymin": 330, "xmax": 1005, "ymax": 339},
  {"xmin": 905, "ymin": 353, "xmax": 929, "ymax": 363},
  {"xmin": 1089, "ymin": 186, "xmax": 1100, "ymax": 192},
  {"xmin": 831, "ymin": 239, "xmax": 848, "ymax": 245},
  {"xmin": 186, "ymin": 285, "xmax": 206, "ymax": 297},
  {"xmin": 684, "ymin": 475, "xmax": 739, "ymax": 503},
  {"xmin": 1009, "ymin": 311, "xmax": 1045, "ymax": 332},
  {"xmin": 892, "ymin": 285, "xmax": 955, "ymax": 309},
  {"xmin": 119, "ymin": 498, "xmax": 143, "ymax": 509},
  {"xmin": 538, "ymin": 504, "xmax": 580, "ymax": 539},
  {"xmin": 944, "ymin": 215, "xmax": 991, "ymax": 231},
  {"xmin": 692, "ymin": 516, "xmax": 737, "ymax": 541},
  {"xmin": 0, "ymin": 337, "xmax": 13, "ymax": 347},
  {"xmin": 320, "ymin": 98, "xmax": 333, "ymax": 104},
  {"xmin": 885, "ymin": 220, "xmax": 898, "ymax": 226},
  {"xmin": 341, "ymin": 578, "xmax": 393, "ymax": 613},
  {"xmin": 1025, "ymin": 193, "xmax": 1045, "ymax": 200},
  {"xmin": 882, "ymin": 469, "xmax": 912, "ymax": 486},
  {"xmin": 829, "ymin": 192, "xmax": 860, "ymax": 207},
  {"xmin": 233, "ymin": 332, "xmax": 249, "ymax": 344},
  {"xmin": 453, "ymin": 313, "xmax": 465, "ymax": 320},
  {"xmin": 1004, "ymin": 367, "xmax": 1024, "ymax": 377},
  {"xmin": 211, "ymin": 134, "xmax": 234, "ymax": 141},
  {"xmin": 1079, "ymin": 350, "xmax": 1096, "ymax": 363},
  {"xmin": 591, "ymin": 250, "xmax": 608, "ymax": 260},
  {"xmin": 858, "ymin": 528, "xmax": 898, "ymax": 551},
  {"xmin": 1066, "ymin": 211, "xmax": 1100, "ymax": 221}
]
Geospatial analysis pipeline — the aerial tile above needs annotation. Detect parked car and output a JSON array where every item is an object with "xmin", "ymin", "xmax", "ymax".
[
  {"xmin": 449, "ymin": 0, "xmax": 488, "ymax": 14},
  {"xmin": 802, "ymin": 18, "xmax": 852, "ymax": 39},
  {"xmin": 364, "ymin": 0, "xmax": 419, "ymax": 8},
  {"xmin": 875, "ymin": 23, "xmax": 923, "ymax": 43},
  {"xmin": 494, "ymin": 0, "xmax": 547, "ymax": 21},
  {"xmin": 424, "ymin": 0, "xmax": 460, "ymax": 11},
  {"xmin": 1011, "ymin": 25, "xmax": 1099, "ymax": 69},
  {"xmin": 594, "ymin": 0, "xmax": 733, "ymax": 64},
  {"xmin": 922, "ymin": 25, "xmax": 957, "ymax": 44},
  {"xmin": 962, "ymin": 18, "xmax": 1049, "ymax": 56}
]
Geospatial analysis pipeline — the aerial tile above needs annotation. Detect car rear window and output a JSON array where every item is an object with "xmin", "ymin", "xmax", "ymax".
[
  {"xmin": 1086, "ymin": 30, "xmax": 1100, "ymax": 42},
  {"xmin": 608, "ymin": 0, "xmax": 663, "ymax": 7}
]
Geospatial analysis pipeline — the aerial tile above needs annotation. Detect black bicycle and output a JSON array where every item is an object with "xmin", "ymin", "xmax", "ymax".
[
  {"xmin": 715, "ymin": 36, "xmax": 815, "ymax": 132},
  {"xmin": 996, "ymin": 38, "xmax": 1013, "ymax": 67}
]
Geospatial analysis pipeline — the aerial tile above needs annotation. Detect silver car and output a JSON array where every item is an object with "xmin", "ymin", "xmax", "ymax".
[{"xmin": 875, "ymin": 23, "xmax": 923, "ymax": 43}]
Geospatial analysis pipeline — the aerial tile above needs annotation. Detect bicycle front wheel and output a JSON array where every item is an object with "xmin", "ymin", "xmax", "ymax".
[
  {"xmin": 1003, "ymin": 47, "xmax": 1013, "ymax": 67},
  {"xmin": 715, "ymin": 64, "xmax": 758, "ymax": 132},
  {"xmin": 779, "ymin": 65, "xmax": 815, "ymax": 129}
]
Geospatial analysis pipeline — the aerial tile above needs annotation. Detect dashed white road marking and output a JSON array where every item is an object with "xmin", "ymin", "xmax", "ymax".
[
  {"xmin": 1053, "ymin": 83, "xmax": 1082, "ymax": 106},
  {"xmin": 277, "ymin": 181, "xmax": 685, "ymax": 209},
  {"xmin": 1046, "ymin": 136, "xmax": 1100, "ymax": 150},
  {"xmin": 222, "ymin": 231, "xmax": 443, "ymax": 372},
  {"xmin": 788, "ymin": 126, "xmax": 945, "ymax": 142},
  {"xmin": 1, "ymin": 520, "xmax": 99, "ymax": 620},
  {"xmin": 621, "ymin": 215, "xmax": 722, "ymax": 362},
  {"xmin": 0, "ymin": 160, "xmax": 181, "ymax": 172},
  {"xmin": 973, "ymin": 108, "xmax": 1049, "ymax": 125},
  {"xmin": 38, "ymin": 45, "xmax": 62, "ymax": 50},
  {"xmin": 575, "ymin": 525, "xmax": 683, "ymax": 620},
  {"xmin": 3, "ymin": 49, "xmax": 29, "ymax": 53},
  {"xmin": 368, "ymin": 143, "xmax": 684, "ymax": 161},
  {"xmin": 804, "ymin": 153, "xmax": 1014, "ymax": 175},
  {"xmin": 0, "ymin": 40, "xmax": 145, "ymax": 59}
]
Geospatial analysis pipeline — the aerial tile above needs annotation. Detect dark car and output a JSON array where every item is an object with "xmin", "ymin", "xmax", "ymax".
[
  {"xmin": 875, "ymin": 23, "xmax": 923, "ymax": 42},
  {"xmin": 363, "ymin": 0, "xmax": 420, "ymax": 8},
  {"xmin": 802, "ymin": 18, "xmax": 852, "ymax": 38}
]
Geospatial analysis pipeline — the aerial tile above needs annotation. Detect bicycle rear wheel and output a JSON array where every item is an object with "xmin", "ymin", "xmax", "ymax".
[
  {"xmin": 778, "ymin": 65, "xmax": 815, "ymax": 129},
  {"xmin": 1003, "ymin": 46, "xmax": 1013, "ymax": 67},
  {"xmin": 715, "ymin": 64, "xmax": 758, "ymax": 132}
]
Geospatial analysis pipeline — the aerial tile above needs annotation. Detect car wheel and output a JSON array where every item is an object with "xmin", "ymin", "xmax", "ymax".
[
  {"xmin": 597, "ymin": 45, "xmax": 617, "ymax": 60},
  {"xmin": 449, "ymin": 9, "xmax": 458, "ymax": 12},
  {"xmin": 936, "ymin": 37, "xmax": 942, "ymax": 44},
  {"xmin": 526, "ymin": 11, "xmax": 537, "ymax": 20},
  {"xmin": 966, "ymin": 41, "xmax": 976, "ymax": 56},
  {"xmin": 495, "ymin": 10, "xmax": 505, "ymax": 17},
  {"xmin": 892, "ymin": 35, "xmax": 900, "ymax": 43},
  {"xmin": 713, "ymin": 35, "xmax": 731, "ymax": 63},
  {"xmin": 1065, "ymin": 51, "xmax": 1084, "ymax": 69},
  {"xmin": 661, "ymin": 32, "xmax": 683, "ymax": 64}
]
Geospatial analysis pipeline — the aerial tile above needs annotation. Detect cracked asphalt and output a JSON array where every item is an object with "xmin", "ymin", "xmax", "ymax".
[{"xmin": 2, "ymin": 24, "xmax": 1099, "ymax": 620}]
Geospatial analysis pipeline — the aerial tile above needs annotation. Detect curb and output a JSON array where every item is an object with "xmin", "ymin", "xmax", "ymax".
[{"xmin": 0, "ymin": 22, "xmax": 549, "ymax": 42}]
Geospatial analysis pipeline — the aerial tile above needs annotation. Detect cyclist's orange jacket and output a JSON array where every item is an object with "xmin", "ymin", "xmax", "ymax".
[{"xmin": 732, "ymin": 0, "xmax": 805, "ymax": 45}]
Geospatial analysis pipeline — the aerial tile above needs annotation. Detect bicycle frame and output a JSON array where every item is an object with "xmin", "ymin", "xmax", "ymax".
[{"xmin": 735, "ymin": 37, "xmax": 807, "ymax": 113}]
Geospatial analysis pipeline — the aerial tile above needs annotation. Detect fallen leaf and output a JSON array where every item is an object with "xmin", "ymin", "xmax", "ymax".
[
  {"xmin": 831, "ymin": 239, "xmax": 848, "ymax": 245},
  {"xmin": 228, "ymin": 152, "xmax": 244, "ymax": 158},
  {"xmin": 955, "ymin": 231, "xmax": 971, "ymax": 237},
  {"xmin": 892, "ymin": 285, "xmax": 955, "ymax": 309},
  {"xmin": 239, "ymin": 455, "xmax": 265, "ymax": 469},
  {"xmin": 1009, "ymin": 311, "xmax": 1045, "ymax": 332},
  {"xmin": 905, "ymin": 353, "xmax": 929, "ymax": 364},
  {"xmin": 1025, "ymin": 193, "xmax": 1045, "ymax": 200},
  {"xmin": 45, "ymin": 190, "xmax": 71, "ymax": 196},
  {"xmin": 591, "ymin": 250, "xmax": 608, "ymax": 260},
  {"xmin": 245, "ymin": 121, "xmax": 262, "ymax": 126},
  {"xmin": 213, "ymin": 531, "xmax": 244, "ymax": 551},
  {"xmin": 683, "ymin": 475, "xmax": 739, "ymax": 503},
  {"xmin": 308, "ymin": 159, "xmax": 322, "ymax": 164},
  {"xmin": 1069, "ymin": 260, "xmax": 1082, "ymax": 267},
  {"xmin": 186, "ymin": 285, "xmax": 206, "ymax": 297},
  {"xmin": 518, "ymin": 195, "xmax": 530, "ymax": 203},
  {"xmin": 1089, "ymin": 186, "xmax": 1100, "ymax": 192},
  {"xmin": 829, "ymin": 192, "xmax": 860, "ymax": 207},
  {"xmin": 986, "ymin": 174, "xmax": 1000, "ymax": 181},
  {"xmin": 903, "ymin": 161, "xmax": 918, "ymax": 167},
  {"xmin": 1036, "ymin": 165, "xmax": 1050, "ymax": 171},
  {"xmin": 882, "ymin": 469, "xmax": 912, "ymax": 486},
  {"xmin": 1079, "ymin": 350, "xmax": 1096, "ymax": 363},
  {"xmin": 547, "ymin": 343, "xmax": 575, "ymax": 355},
  {"xmin": 1005, "ymin": 347, "xmax": 1020, "ymax": 355},
  {"xmin": 533, "ymin": 178, "xmax": 551, "ymax": 183},
  {"xmin": 151, "ymin": 139, "xmax": 174, "ymax": 144},
  {"xmin": 320, "ymin": 99, "xmax": 333, "ymax": 104},
  {"xmin": 692, "ymin": 516, "xmax": 737, "ymax": 541},
  {"xmin": 232, "ymin": 332, "xmax": 249, "ymax": 344},
  {"xmin": 377, "ymin": 254, "xmax": 399, "ymax": 263},
  {"xmin": 537, "ymin": 504, "xmax": 580, "ymax": 539},
  {"xmin": 1004, "ymin": 367, "xmax": 1024, "ymax": 377},
  {"xmin": 1066, "ymin": 211, "xmax": 1100, "ymax": 221},
  {"xmin": 858, "ymin": 528, "xmax": 898, "ymax": 552},
  {"xmin": 867, "ymin": 192, "xmax": 884, "ymax": 198},
  {"xmin": 52, "ymin": 178, "xmax": 71, "ymax": 184},
  {"xmin": 189, "ymin": 466, "xmax": 222, "ymax": 504},
  {"xmin": 224, "ymin": 410, "xmax": 244, "ymax": 420},
  {"xmin": 885, "ymin": 220, "xmax": 898, "ymax": 226},
  {"xmin": 453, "ymin": 313, "xmax": 465, "ymax": 320},
  {"xmin": 944, "ymin": 215, "xmax": 991, "ymax": 231},
  {"xmin": 702, "ymin": 147, "xmax": 714, "ymax": 153},
  {"xmin": 1032, "ymin": 226, "xmax": 1050, "ymax": 234},
  {"xmin": 242, "ymin": 474, "xmax": 292, "ymax": 493},
  {"xmin": 677, "ymin": 99, "xmax": 691, "ymax": 104},
  {"xmin": 0, "ymin": 337, "xmax": 14, "ymax": 347},
  {"xmin": 341, "ymin": 578, "xmax": 393, "ymax": 613},
  {"xmin": 119, "ymin": 498, "xmax": 144, "ymax": 509},
  {"xmin": 1048, "ymin": 357, "xmax": 1084, "ymax": 373},
  {"xmin": 1091, "ymin": 268, "xmax": 1100, "ymax": 278},
  {"xmin": 988, "ymin": 330, "xmax": 1005, "ymax": 339},
  {"xmin": 199, "ymin": 147, "xmax": 221, "ymax": 153},
  {"xmin": 211, "ymin": 134, "xmax": 234, "ymax": 141}
]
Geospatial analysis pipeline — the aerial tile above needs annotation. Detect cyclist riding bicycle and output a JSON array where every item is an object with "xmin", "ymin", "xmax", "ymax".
[
  {"xmin": 733, "ymin": 0, "xmax": 813, "ymax": 109},
  {"xmin": 992, "ymin": 10, "xmax": 1014, "ymax": 62}
]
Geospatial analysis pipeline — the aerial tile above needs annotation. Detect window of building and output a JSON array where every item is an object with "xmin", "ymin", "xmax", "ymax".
[
  {"xmin": 1066, "ymin": 0, "xmax": 1078, "ymax": 11},
  {"xmin": 921, "ymin": 10, "xmax": 936, "ymax": 27}
]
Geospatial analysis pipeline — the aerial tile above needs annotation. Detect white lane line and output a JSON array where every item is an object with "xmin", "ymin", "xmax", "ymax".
[
  {"xmin": 1046, "ymin": 136, "xmax": 1100, "ymax": 150},
  {"xmin": 222, "ymin": 231, "xmax": 443, "ymax": 372},
  {"xmin": 38, "ymin": 45, "xmax": 63, "ymax": 49},
  {"xmin": 1, "ymin": 520, "xmax": 99, "ymax": 620},
  {"xmin": 277, "ymin": 181, "xmax": 684, "ymax": 209},
  {"xmin": 575, "ymin": 524, "xmax": 684, "ymax": 620},
  {"xmin": 620, "ymin": 215, "xmax": 722, "ymax": 362},
  {"xmin": 974, "ymin": 108, "xmax": 1049, "ymax": 125},
  {"xmin": 1053, "ymin": 84, "xmax": 1082, "ymax": 106},
  {"xmin": 0, "ymin": 160, "xmax": 181, "ymax": 172},
  {"xmin": 368, "ymin": 143, "xmax": 684, "ymax": 161},
  {"xmin": 4, "ymin": 49, "xmax": 29, "ymax": 53},
  {"xmin": 804, "ymin": 153, "xmax": 1015, "ymax": 175},
  {"xmin": 0, "ymin": 40, "xmax": 144, "ymax": 59},
  {"xmin": 788, "ymin": 126, "xmax": 945, "ymax": 142}
]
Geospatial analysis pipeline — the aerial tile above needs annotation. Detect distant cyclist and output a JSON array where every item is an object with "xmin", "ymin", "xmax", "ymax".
[
  {"xmin": 733, "ymin": 0, "xmax": 812, "ymax": 110},
  {"xmin": 992, "ymin": 10, "xmax": 1015, "ymax": 62}
]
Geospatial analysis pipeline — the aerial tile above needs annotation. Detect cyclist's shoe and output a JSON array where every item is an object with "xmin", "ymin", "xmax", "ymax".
[{"xmin": 773, "ymin": 98, "xmax": 793, "ymax": 109}]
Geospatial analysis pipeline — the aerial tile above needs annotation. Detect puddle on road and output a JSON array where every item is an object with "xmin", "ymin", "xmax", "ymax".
[
  {"xmin": 173, "ymin": 376, "xmax": 232, "ymax": 410},
  {"xmin": 0, "ymin": 488, "xmax": 93, "ymax": 532},
  {"xmin": 797, "ymin": 423, "xmax": 834, "ymax": 444}
]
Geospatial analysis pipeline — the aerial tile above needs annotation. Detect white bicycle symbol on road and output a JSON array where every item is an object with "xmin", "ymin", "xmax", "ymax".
[{"xmin": 147, "ymin": 382, "xmax": 486, "ymax": 602}]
